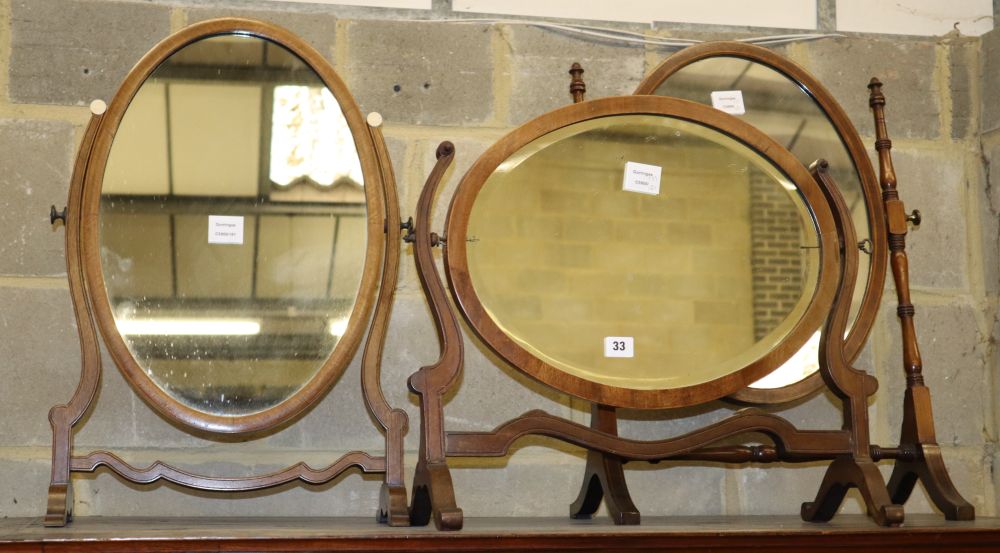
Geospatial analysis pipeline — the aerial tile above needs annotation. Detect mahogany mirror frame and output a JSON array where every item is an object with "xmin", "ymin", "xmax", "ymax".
[
  {"xmin": 443, "ymin": 97, "xmax": 841, "ymax": 410},
  {"xmin": 635, "ymin": 41, "xmax": 889, "ymax": 404},
  {"xmin": 45, "ymin": 17, "xmax": 411, "ymax": 526},
  {"xmin": 83, "ymin": 18, "xmax": 385, "ymax": 435}
]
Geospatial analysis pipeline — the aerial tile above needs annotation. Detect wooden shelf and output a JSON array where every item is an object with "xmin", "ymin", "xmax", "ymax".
[{"xmin": 2, "ymin": 515, "xmax": 999, "ymax": 552}]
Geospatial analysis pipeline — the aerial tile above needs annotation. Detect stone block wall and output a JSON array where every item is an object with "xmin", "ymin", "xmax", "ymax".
[{"xmin": 0, "ymin": 0, "xmax": 997, "ymax": 522}]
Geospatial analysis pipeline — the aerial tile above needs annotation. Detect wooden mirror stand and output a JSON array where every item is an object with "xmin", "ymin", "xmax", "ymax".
[
  {"xmin": 45, "ymin": 19, "xmax": 410, "ymax": 527},
  {"xmin": 405, "ymin": 61, "xmax": 973, "ymax": 530}
]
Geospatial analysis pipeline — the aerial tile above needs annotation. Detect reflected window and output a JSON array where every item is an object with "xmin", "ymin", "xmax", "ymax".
[{"xmin": 270, "ymin": 86, "xmax": 363, "ymax": 189}]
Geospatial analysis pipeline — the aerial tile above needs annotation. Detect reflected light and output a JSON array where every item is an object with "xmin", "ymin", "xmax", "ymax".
[
  {"xmin": 750, "ymin": 331, "xmax": 821, "ymax": 389},
  {"xmin": 270, "ymin": 86, "xmax": 363, "ymax": 187},
  {"xmin": 117, "ymin": 318, "xmax": 262, "ymax": 336},
  {"xmin": 328, "ymin": 317, "xmax": 349, "ymax": 337}
]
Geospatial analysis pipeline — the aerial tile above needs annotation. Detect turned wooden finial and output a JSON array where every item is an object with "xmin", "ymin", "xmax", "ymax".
[
  {"xmin": 867, "ymin": 78, "xmax": 885, "ymax": 107},
  {"xmin": 569, "ymin": 63, "xmax": 586, "ymax": 104},
  {"xmin": 868, "ymin": 77, "xmax": 897, "ymax": 197}
]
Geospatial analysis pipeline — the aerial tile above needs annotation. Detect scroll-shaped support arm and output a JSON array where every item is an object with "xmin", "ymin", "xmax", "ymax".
[
  {"xmin": 407, "ymin": 142, "xmax": 464, "ymax": 530},
  {"xmin": 800, "ymin": 160, "xmax": 902, "ymax": 527},
  {"xmin": 46, "ymin": 109, "xmax": 105, "ymax": 527},
  {"xmin": 362, "ymin": 116, "xmax": 411, "ymax": 526},
  {"xmin": 867, "ymin": 78, "xmax": 974, "ymax": 521}
]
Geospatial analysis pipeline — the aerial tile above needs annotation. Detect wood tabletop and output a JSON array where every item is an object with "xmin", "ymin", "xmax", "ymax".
[{"xmin": 2, "ymin": 515, "xmax": 999, "ymax": 552}]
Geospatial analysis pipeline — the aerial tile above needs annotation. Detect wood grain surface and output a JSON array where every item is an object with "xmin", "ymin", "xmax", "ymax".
[{"xmin": 3, "ymin": 516, "xmax": 999, "ymax": 552}]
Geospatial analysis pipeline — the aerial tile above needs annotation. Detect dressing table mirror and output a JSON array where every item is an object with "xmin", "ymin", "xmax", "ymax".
[
  {"xmin": 46, "ymin": 18, "xmax": 410, "ymax": 526},
  {"xmin": 405, "ymin": 53, "xmax": 972, "ymax": 530},
  {"xmin": 635, "ymin": 42, "xmax": 886, "ymax": 401}
]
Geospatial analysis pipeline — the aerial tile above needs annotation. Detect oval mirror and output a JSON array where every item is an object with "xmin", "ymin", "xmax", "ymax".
[
  {"xmin": 83, "ymin": 23, "xmax": 383, "ymax": 433},
  {"xmin": 446, "ymin": 97, "xmax": 840, "ymax": 408},
  {"xmin": 636, "ymin": 43, "xmax": 886, "ymax": 401}
]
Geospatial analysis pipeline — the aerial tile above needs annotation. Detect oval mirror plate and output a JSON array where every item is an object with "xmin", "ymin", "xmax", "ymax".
[
  {"xmin": 446, "ymin": 96, "xmax": 840, "ymax": 409},
  {"xmin": 83, "ymin": 20, "xmax": 383, "ymax": 433}
]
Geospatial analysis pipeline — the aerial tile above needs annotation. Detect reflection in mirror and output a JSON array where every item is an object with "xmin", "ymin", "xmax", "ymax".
[
  {"xmin": 653, "ymin": 56, "xmax": 869, "ymax": 389},
  {"xmin": 100, "ymin": 35, "xmax": 366, "ymax": 416},
  {"xmin": 466, "ymin": 115, "xmax": 820, "ymax": 391}
]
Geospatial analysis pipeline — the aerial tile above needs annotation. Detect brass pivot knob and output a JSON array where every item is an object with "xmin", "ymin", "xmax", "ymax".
[
  {"xmin": 906, "ymin": 209, "xmax": 921, "ymax": 227},
  {"xmin": 50, "ymin": 205, "xmax": 67, "ymax": 225},
  {"xmin": 401, "ymin": 217, "xmax": 416, "ymax": 243}
]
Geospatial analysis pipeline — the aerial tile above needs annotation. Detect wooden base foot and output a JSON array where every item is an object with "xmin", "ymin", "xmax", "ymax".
[
  {"xmin": 44, "ymin": 482, "xmax": 72, "ymax": 527},
  {"xmin": 377, "ymin": 482, "xmax": 411, "ymax": 527},
  {"xmin": 888, "ymin": 444, "xmax": 975, "ymax": 520},
  {"xmin": 569, "ymin": 450, "xmax": 640, "ymax": 525},
  {"xmin": 410, "ymin": 461, "xmax": 463, "ymax": 530},
  {"xmin": 802, "ymin": 456, "xmax": 904, "ymax": 527},
  {"xmin": 888, "ymin": 387, "xmax": 975, "ymax": 520},
  {"xmin": 570, "ymin": 404, "xmax": 640, "ymax": 525}
]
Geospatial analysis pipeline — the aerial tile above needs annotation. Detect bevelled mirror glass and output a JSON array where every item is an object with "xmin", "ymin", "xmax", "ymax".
[
  {"xmin": 639, "ymin": 48, "xmax": 884, "ymax": 395},
  {"xmin": 99, "ymin": 34, "xmax": 366, "ymax": 418},
  {"xmin": 446, "ymin": 104, "xmax": 837, "ymax": 407},
  {"xmin": 468, "ymin": 115, "xmax": 819, "ymax": 389}
]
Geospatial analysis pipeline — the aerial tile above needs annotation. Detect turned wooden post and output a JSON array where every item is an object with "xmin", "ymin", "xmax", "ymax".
[{"xmin": 867, "ymin": 77, "xmax": 974, "ymax": 521}]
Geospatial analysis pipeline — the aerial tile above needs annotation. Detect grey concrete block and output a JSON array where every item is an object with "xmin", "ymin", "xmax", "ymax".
[
  {"xmin": 884, "ymin": 303, "xmax": 988, "ymax": 446},
  {"xmin": 801, "ymin": 37, "xmax": 940, "ymax": 140},
  {"xmin": 0, "ymin": 287, "xmax": 79, "ymax": 447},
  {"xmin": 979, "ymin": 194, "xmax": 1000, "ymax": 296},
  {"xmin": 0, "ymin": 458, "xmax": 51, "ymax": 518},
  {"xmin": 383, "ymin": 135, "xmax": 410, "ymax": 213},
  {"xmin": 737, "ymin": 463, "xmax": 866, "ymax": 515},
  {"xmin": 625, "ymin": 464, "xmax": 725, "ymax": 515},
  {"xmin": 980, "ymin": 135, "xmax": 1000, "ymax": 295},
  {"xmin": 449, "ymin": 448, "xmax": 585, "ymax": 516},
  {"xmin": 343, "ymin": 20, "xmax": 494, "ymax": 126},
  {"xmin": 948, "ymin": 38, "xmax": 978, "ymax": 140},
  {"xmin": 982, "ymin": 28, "xmax": 1000, "ymax": 133},
  {"xmin": 186, "ymin": 8, "xmax": 338, "ymax": 62},
  {"xmin": 880, "ymin": 147, "xmax": 968, "ymax": 290},
  {"xmin": 9, "ymin": 0, "xmax": 171, "ymax": 105},
  {"xmin": 985, "ymin": 135, "xmax": 1000, "ymax": 217},
  {"xmin": 0, "ymin": 119, "xmax": 75, "ymax": 277},
  {"xmin": 503, "ymin": 25, "xmax": 645, "ymax": 125}
]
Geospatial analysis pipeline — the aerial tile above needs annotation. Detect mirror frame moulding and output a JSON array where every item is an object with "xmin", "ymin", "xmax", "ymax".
[
  {"xmin": 634, "ymin": 41, "xmax": 889, "ymax": 404},
  {"xmin": 443, "ymin": 95, "xmax": 841, "ymax": 410},
  {"xmin": 81, "ymin": 18, "xmax": 386, "ymax": 434}
]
